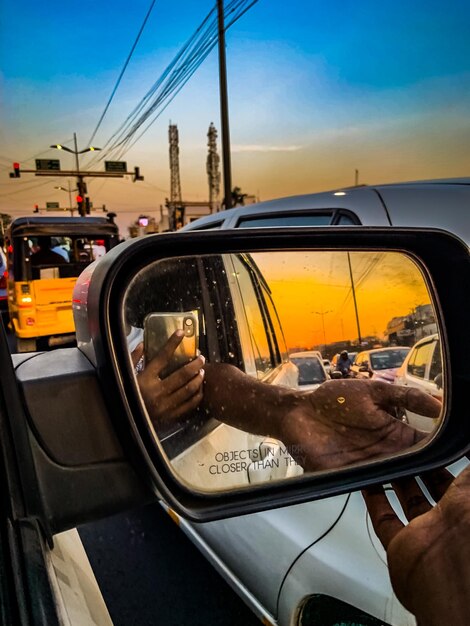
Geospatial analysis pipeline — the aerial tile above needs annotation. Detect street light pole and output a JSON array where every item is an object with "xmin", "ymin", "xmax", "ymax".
[
  {"xmin": 217, "ymin": 0, "xmax": 232, "ymax": 210},
  {"xmin": 73, "ymin": 133, "xmax": 80, "ymax": 173},
  {"xmin": 50, "ymin": 134, "xmax": 101, "ymax": 216},
  {"xmin": 313, "ymin": 308, "xmax": 332, "ymax": 350}
]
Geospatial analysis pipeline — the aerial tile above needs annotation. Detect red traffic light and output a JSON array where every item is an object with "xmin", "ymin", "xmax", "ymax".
[
  {"xmin": 76, "ymin": 195, "xmax": 83, "ymax": 204},
  {"xmin": 10, "ymin": 162, "xmax": 21, "ymax": 178}
]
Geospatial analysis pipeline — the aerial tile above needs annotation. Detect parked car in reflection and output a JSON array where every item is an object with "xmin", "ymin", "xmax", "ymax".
[
  {"xmin": 352, "ymin": 347, "xmax": 410, "ymax": 383},
  {"xmin": 394, "ymin": 334, "xmax": 442, "ymax": 432},
  {"xmin": 289, "ymin": 351, "xmax": 328, "ymax": 391}
]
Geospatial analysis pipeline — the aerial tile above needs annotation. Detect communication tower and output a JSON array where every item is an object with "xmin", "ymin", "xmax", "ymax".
[
  {"xmin": 168, "ymin": 123, "xmax": 183, "ymax": 228},
  {"xmin": 207, "ymin": 123, "xmax": 220, "ymax": 213}
]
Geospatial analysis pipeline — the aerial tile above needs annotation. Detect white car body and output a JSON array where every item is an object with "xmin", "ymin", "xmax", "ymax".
[
  {"xmin": 395, "ymin": 334, "xmax": 442, "ymax": 432},
  {"xmin": 352, "ymin": 347, "xmax": 411, "ymax": 384},
  {"xmin": 177, "ymin": 179, "xmax": 470, "ymax": 626}
]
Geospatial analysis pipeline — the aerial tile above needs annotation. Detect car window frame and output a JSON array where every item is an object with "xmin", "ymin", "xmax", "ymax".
[{"xmin": 234, "ymin": 208, "xmax": 361, "ymax": 230}]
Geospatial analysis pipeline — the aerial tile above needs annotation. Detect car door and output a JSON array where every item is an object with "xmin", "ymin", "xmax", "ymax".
[
  {"xmin": 398, "ymin": 337, "xmax": 442, "ymax": 431},
  {"xmin": 180, "ymin": 253, "xmax": 351, "ymax": 620},
  {"xmin": 352, "ymin": 351, "xmax": 370, "ymax": 378},
  {"xmin": 0, "ymin": 318, "xmax": 113, "ymax": 626}
]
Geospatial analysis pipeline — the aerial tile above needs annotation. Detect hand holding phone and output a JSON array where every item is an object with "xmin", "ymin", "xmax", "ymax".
[{"xmin": 144, "ymin": 311, "xmax": 199, "ymax": 379}]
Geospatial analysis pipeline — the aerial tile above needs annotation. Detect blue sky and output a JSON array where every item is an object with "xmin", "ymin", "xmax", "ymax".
[{"xmin": 1, "ymin": 0, "xmax": 469, "ymax": 233}]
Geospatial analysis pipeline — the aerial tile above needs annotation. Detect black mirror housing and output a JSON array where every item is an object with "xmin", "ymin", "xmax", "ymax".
[{"xmin": 75, "ymin": 227, "xmax": 470, "ymax": 522}]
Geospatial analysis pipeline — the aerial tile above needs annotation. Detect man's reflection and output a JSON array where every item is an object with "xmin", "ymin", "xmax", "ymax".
[{"xmin": 125, "ymin": 256, "xmax": 442, "ymax": 473}]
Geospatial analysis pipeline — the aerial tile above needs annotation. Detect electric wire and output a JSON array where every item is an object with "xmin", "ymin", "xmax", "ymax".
[
  {"xmin": 4, "ymin": 0, "xmax": 259, "ymax": 202},
  {"xmin": 0, "ymin": 178, "xmax": 57, "ymax": 199},
  {"xmin": 87, "ymin": 0, "xmax": 157, "ymax": 146},
  {"xmin": 89, "ymin": 0, "xmax": 259, "ymax": 165},
  {"xmin": 91, "ymin": 4, "xmax": 220, "ymax": 161}
]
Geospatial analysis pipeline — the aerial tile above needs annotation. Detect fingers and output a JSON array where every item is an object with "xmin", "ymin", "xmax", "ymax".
[
  {"xmin": 420, "ymin": 468, "xmax": 455, "ymax": 502},
  {"xmin": 376, "ymin": 383, "xmax": 442, "ymax": 419},
  {"xmin": 163, "ymin": 355, "xmax": 205, "ymax": 394},
  {"xmin": 362, "ymin": 486, "xmax": 404, "ymax": 549},
  {"xmin": 391, "ymin": 477, "xmax": 433, "ymax": 520},
  {"xmin": 145, "ymin": 330, "xmax": 185, "ymax": 375},
  {"xmin": 168, "ymin": 368, "xmax": 205, "ymax": 409},
  {"xmin": 147, "ymin": 365, "xmax": 205, "ymax": 421},
  {"xmin": 131, "ymin": 342, "xmax": 144, "ymax": 367},
  {"xmin": 164, "ymin": 383, "xmax": 204, "ymax": 421}
]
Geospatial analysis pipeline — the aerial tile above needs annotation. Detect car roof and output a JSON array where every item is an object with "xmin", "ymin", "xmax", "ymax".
[
  {"xmin": 290, "ymin": 351, "xmax": 322, "ymax": 359},
  {"xmin": 182, "ymin": 178, "xmax": 470, "ymax": 231},
  {"xmin": 361, "ymin": 346, "xmax": 410, "ymax": 354}
]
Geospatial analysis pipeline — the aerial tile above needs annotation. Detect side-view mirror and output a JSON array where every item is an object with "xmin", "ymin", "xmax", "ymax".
[
  {"xmin": 65, "ymin": 227, "xmax": 470, "ymax": 522},
  {"xmin": 330, "ymin": 371, "xmax": 343, "ymax": 380}
]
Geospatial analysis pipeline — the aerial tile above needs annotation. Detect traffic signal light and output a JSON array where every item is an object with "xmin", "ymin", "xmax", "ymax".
[
  {"xmin": 85, "ymin": 197, "xmax": 91, "ymax": 215},
  {"xmin": 76, "ymin": 195, "xmax": 85, "ymax": 216},
  {"xmin": 10, "ymin": 162, "xmax": 20, "ymax": 178},
  {"xmin": 133, "ymin": 166, "xmax": 144, "ymax": 182}
]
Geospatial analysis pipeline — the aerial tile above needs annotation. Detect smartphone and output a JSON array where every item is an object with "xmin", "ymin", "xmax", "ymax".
[{"xmin": 143, "ymin": 311, "xmax": 199, "ymax": 378}]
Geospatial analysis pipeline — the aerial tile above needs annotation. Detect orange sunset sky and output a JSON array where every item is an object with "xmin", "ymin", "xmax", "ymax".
[{"xmin": 252, "ymin": 251, "xmax": 432, "ymax": 349}]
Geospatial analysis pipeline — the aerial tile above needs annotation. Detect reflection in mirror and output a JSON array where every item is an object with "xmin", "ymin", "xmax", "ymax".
[{"xmin": 123, "ymin": 251, "xmax": 443, "ymax": 493}]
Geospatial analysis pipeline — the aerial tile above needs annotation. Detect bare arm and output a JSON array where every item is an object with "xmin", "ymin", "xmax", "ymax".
[{"xmin": 202, "ymin": 365, "xmax": 441, "ymax": 471}]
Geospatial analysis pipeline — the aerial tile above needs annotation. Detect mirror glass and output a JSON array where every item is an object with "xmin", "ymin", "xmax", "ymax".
[{"xmin": 123, "ymin": 251, "xmax": 444, "ymax": 492}]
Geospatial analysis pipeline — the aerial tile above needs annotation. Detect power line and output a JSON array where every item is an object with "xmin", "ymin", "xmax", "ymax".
[
  {"xmin": 90, "ymin": 0, "xmax": 259, "ymax": 164},
  {"xmin": 0, "ymin": 178, "xmax": 55, "ymax": 198},
  {"xmin": 94, "ymin": 3, "xmax": 219, "ymax": 159},
  {"xmin": 87, "ymin": 0, "xmax": 157, "ymax": 146}
]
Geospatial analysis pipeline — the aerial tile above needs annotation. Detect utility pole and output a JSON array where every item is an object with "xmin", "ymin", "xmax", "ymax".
[
  {"xmin": 217, "ymin": 0, "xmax": 232, "ymax": 210},
  {"xmin": 347, "ymin": 252, "xmax": 362, "ymax": 344},
  {"xmin": 313, "ymin": 308, "xmax": 332, "ymax": 351}
]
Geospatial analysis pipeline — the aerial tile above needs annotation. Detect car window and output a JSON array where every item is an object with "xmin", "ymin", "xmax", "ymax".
[
  {"xmin": 236, "ymin": 209, "xmax": 360, "ymax": 229},
  {"xmin": 237, "ymin": 214, "xmax": 332, "ymax": 228},
  {"xmin": 337, "ymin": 214, "xmax": 357, "ymax": 225},
  {"xmin": 191, "ymin": 221, "xmax": 223, "ymax": 230},
  {"xmin": 355, "ymin": 352, "xmax": 367, "ymax": 365},
  {"xmin": 429, "ymin": 340, "xmax": 442, "ymax": 381},
  {"xmin": 290, "ymin": 357, "xmax": 327, "ymax": 385},
  {"xmin": 260, "ymin": 288, "xmax": 287, "ymax": 364},
  {"xmin": 370, "ymin": 349, "xmax": 409, "ymax": 370},
  {"xmin": 407, "ymin": 342, "xmax": 434, "ymax": 378},
  {"xmin": 231, "ymin": 255, "xmax": 274, "ymax": 378}
]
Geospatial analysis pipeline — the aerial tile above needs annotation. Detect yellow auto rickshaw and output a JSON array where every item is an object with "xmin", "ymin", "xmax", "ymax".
[{"xmin": 6, "ymin": 216, "xmax": 119, "ymax": 352}]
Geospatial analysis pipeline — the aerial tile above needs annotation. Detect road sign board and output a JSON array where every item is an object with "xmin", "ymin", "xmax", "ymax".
[
  {"xmin": 105, "ymin": 160, "xmax": 127, "ymax": 173},
  {"xmin": 36, "ymin": 159, "xmax": 61, "ymax": 171},
  {"xmin": 46, "ymin": 202, "xmax": 60, "ymax": 209}
]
